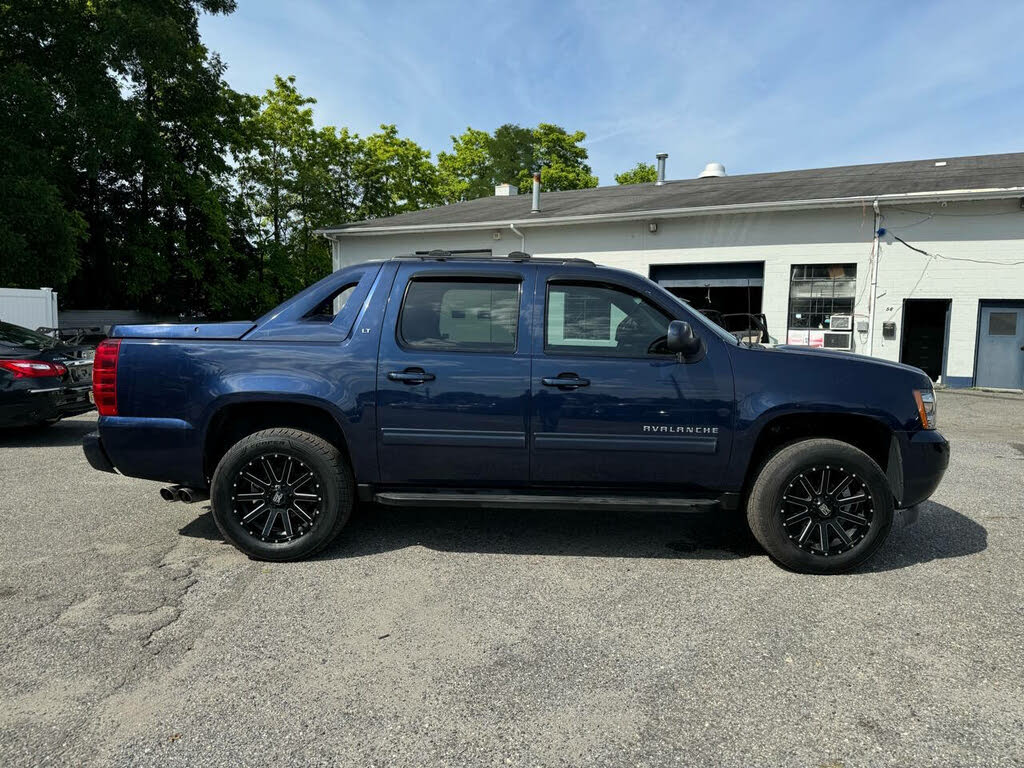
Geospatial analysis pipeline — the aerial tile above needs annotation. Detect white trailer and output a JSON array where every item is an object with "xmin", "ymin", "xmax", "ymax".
[{"xmin": 0, "ymin": 287, "xmax": 59, "ymax": 331}]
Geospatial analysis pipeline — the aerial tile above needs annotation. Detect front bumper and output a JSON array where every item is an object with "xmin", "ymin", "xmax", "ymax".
[{"xmin": 889, "ymin": 429, "xmax": 950, "ymax": 508}]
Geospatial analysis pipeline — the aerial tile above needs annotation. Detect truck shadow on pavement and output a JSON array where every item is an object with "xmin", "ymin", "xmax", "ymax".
[
  {"xmin": 180, "ymin": 499, "xmax": 986, "ymax": 573},
  {"xmin": 0, "ymin": 416, "xmax": 97, "ymax": 448}
]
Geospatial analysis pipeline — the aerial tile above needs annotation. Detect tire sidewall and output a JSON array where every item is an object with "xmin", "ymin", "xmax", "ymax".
[
  {"xmin": 211, "ymin": 432, "xmax": 349, "ymax": 560},
  {"xmin": 750, "ymin": 440, "xmax": 894, "ymax": 574}
]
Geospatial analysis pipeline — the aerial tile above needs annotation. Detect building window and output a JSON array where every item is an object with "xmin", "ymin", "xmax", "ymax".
[
  {"xmin": 787, "ymin": 264, "xmax": 857, "ymax": 330},
  {"xmin": 398, "ymin": 277, "xmax": 519, "ymax": 352},
  {"xmin": 988, "ymin": 312, "xmax": 1017, "ymax": 336}
]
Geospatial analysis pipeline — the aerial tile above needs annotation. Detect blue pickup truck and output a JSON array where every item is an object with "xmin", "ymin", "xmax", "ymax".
[{"xmin": 83, "ymin": 252, "xmax": 949, "ymax": 573}]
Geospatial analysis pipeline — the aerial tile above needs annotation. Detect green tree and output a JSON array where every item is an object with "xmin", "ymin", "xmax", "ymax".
[
  {"xmin": 0, "ymin": 61, "xmax": 86, "ymax": 289},
  {"xmin": 437, "ymin": 127, "xmax": 493, "ymax": 203},
  {"xmin": 437, "ymin": 122, "xmax": 598, "ymax": 203},
  {"xmin": 1, "ymin": 0, "xmax": 256, "ymax": 317},
  {"xmin": 521, "ymin": 123, "xmax": 598, "ymax": 192},
  {"xmin": 356, "ymin": 124, "xmax": 439, "ymax": 219},
  {"xmin": 489, "ymin": 124, "xmax": 536, "ymax": 190},
  {"xmin": 615, "ymin": 162, "xmax": 658, "ymax": 185},
  {"xmin": 237, "ymin": 75, "xmax": 361, "ymax": 304}
]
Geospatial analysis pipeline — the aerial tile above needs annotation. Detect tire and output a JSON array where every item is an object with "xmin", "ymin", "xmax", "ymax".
[
  {"xmin": 746, "ymin": 438, "xmax": 893, "ymax": 574},
  {"xmin": 210, "ymin": 428, "xmax": 353, "ymax": 561}
]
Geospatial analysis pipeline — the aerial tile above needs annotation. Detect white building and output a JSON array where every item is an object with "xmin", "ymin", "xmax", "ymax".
[{"xmin": 320, "ymin": 152, "xmax": 1024, "ymax": 390}]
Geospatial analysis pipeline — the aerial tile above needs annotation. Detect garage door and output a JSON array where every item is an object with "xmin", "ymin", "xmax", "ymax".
[{"xmin": 976, "ymin": 302, "xmax": 1024, "ymax": 389}]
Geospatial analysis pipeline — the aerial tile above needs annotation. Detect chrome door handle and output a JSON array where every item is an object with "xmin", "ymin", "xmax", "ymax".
[
  {"xmin": 542, "ymin": 374, "xmax": 590, "ymax": 390},
  {"xmin": 387, "ymin": 369, "xmax": 435, "ymax": 384}
]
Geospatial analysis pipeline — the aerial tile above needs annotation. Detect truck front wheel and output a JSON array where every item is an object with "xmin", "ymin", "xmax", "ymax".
[
  {"xmin": 210, "ymin": 428, "xmax": 353, "ymax": 561},
  {"xmin": 746, "ymin": 439, "xmax": 894, "ymax": 574}
]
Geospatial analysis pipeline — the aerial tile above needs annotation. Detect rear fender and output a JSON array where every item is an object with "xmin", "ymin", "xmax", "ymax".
[{"xmin": 200, "ymin": 388, "xmax": 374, "ymax": 483}]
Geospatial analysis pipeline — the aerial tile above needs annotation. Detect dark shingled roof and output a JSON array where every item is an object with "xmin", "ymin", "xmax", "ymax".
[{"xmin": 322, "ymin": 152, "xmax": 1024, "ymax": 233}]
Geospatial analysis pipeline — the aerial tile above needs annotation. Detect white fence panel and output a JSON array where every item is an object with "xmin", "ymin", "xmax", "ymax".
[{"xmin": 0, "ymin": 287, "xmax": 59, "ymax": 330}]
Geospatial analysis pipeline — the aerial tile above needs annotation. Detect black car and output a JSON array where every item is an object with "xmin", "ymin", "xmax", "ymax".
[{"xmin": 0, "ymin": 321, "xmax": 95, "ymax": 428}]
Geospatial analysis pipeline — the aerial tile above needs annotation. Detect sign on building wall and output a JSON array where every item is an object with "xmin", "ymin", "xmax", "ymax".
[{"xmin": 787, "ymin": 328, "xmax": 853, "ymax": 350}]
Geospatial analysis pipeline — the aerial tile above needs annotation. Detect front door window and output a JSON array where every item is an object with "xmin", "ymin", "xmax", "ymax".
[{"xmin": 545, "ymin": 282, "xmax": 672, "ymax": 358}]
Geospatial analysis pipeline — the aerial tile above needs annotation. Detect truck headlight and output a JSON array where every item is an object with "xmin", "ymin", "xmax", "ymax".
[{"xmin": 913, "ymin": 389, "xmax": 936, "ymax": 429}]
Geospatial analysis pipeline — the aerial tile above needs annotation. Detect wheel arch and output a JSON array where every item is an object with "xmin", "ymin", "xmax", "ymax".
[
  {"xmin": 203, "ymin": 396, "xmax": 355, "ymax": 482},
  {"xmin": 742, "ymin": 411, "xmax": 895, "ymax": 497}
]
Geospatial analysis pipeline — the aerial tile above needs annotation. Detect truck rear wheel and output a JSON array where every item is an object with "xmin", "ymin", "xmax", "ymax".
[
  {"xmin": 210, "ymin": 428, "xmax": 353, "ymax": 561},
  {"xmin": 746, "ymin": 438, "xmax": 893, "ymax": 574}
]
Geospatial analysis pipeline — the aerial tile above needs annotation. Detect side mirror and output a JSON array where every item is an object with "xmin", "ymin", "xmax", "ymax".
[{"xmin": 666, "ymin": 320, "xmax": 704, "ymax": 362}]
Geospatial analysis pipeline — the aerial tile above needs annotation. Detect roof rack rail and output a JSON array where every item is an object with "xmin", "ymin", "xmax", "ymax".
[{"xmin": 392, "ymin": 251, "xmax": 594, "ymax": 265}]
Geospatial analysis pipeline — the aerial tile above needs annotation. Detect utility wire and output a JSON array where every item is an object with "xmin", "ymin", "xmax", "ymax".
[
  {"xmin": 884, "ymin": 230, "xmax": 1024, "ymax": 266},
  {"xmin": 888, "ymin": 205, "xmax": 1024, "ymax": 218},
  {"xmin": 890, "ymin": 234, "xmax": 931, "ymax": 256},
  {"xmin": 887, "ymin": 250, "xmax": 934, "ymax": 320},
  {"xmin": 879, "ymin": 229, "xmax": 1024, "ymax": 320}
]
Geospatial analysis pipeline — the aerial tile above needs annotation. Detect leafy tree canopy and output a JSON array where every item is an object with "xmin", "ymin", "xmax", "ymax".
[
  {"xmin": 615, "ymin": 162, "xmax": 658, "ymax": 185},
  {"xmin": 1, "ymin": 4, "xmax": 608, "ymax": 320},
  {"xmin": 438, "ymin": 123, "xmax": 598, "ymax": 203}
]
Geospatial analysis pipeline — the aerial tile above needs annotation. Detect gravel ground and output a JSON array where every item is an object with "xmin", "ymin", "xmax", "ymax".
[{"xmin": 0, "ymin": 391, "xmax": 1021, "ymax": 767}]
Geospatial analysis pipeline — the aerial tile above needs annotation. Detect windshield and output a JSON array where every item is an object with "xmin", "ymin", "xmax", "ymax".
[{"xmin": 0, "ymin": 321, "xmax": 60, "ymax": 350}]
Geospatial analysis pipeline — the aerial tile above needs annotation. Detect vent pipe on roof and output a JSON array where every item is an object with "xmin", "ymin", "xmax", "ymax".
[
  {"xmin": 531, "ymin": 172, "xmax": 541, "ymax": 213},
  {"xmin": 698, "ymin": 162, "xmax": 727, "ymax": 178},
  {"xmin": 655, "ymin": 153, "xmax": 668, "ymax": 185}
]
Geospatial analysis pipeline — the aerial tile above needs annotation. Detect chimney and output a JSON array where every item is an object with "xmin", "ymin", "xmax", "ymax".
[
  {"xmin": 531, "ymin": 172, "xmax": 541, "ymax": 213},
  {"xmin": 495, "ymin": 183, "xmax": 518, "ymax": 196},
  {"xmin": 655, "ymin": 153, "xmax": 668, "ymax": 185},
  {"xmin": 698, "ymin": 162, "xmax": 727, "ymax": 178}
]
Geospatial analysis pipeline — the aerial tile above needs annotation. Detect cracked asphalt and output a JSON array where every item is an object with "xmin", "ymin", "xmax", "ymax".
[{"xmin": 0, "ymin": 391, "xmax": 1022, "ymax": 767}]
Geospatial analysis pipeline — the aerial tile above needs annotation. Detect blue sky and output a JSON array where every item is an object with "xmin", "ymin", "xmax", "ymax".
[{"xmin": 200, "ymin": 0, "xmax": 1024, "ymax": 185}]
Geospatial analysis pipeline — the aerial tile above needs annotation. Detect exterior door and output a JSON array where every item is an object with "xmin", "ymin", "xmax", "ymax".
[
  {"xmin": 529, "ymin": 269, "xmax": 734, "ymax": 492},
  {"xmin": 376, "ymin": 263, "xmax": 534, "ymax": 486},
  {"xmin": 976, "ymin": 302, "xmax": 1024, "ymax": 389},
  {"xmin": 900, "ymin": 299, "xmax": 950, "ymax": 382}
]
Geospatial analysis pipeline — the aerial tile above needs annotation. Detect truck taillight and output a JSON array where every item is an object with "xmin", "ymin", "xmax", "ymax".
[{"xmin": 93, "ymin": 339, "xmax": 121, "ymax": 416}]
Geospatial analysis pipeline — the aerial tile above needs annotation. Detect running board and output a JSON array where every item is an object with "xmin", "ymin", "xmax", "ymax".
[{"xmin": 372, "ymin": 491, "xmax": 721, "ymax": 513}]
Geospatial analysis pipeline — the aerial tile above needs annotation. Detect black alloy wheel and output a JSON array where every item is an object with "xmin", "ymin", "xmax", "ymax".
[
  {"xmin": 210, "ymin": 428, "xmax": 353, "ymax": 561},
  {"xmin": 746, "ymin": 438, "xmax": 894, "ymax": 574},
  {"xmin": 779, "ymin": 465, "xmax": 873, "ymax": 557},
  {"xmin": 231, "ymin": 452, "xmax": 324, "ymax": 543}
]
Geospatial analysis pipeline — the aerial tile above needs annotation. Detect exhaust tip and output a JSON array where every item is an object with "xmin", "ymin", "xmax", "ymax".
[
  {"xmin": 160, "ymin": 486, "xmax": 179, "ymax": 502},
  {"xmin": 177, "ymin": 487, "xmax": 209, "ymax": 504}
]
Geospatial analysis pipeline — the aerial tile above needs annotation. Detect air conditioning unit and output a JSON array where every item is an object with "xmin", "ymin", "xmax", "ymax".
[
  {"xmin": 829, "ymin": 314, "xmax": 852, "ymax": 331},
  {"xmin": 823, "ymin": 331, "xmax": 852, "ymax": 350}
]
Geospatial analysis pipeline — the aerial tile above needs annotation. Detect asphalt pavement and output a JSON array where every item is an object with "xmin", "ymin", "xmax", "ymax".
[{"xmin": 0, "ymin": 391, "xmax": 1021, "ymax": 767}]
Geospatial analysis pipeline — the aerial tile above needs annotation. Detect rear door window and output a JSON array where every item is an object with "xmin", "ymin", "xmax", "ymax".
[{"xmin": 399, "ymin": 277, "xmax": 520, "ymax": 353}]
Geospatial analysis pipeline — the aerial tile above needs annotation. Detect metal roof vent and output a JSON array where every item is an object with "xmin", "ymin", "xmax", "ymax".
[
  {"xmin": 655, "ymin": 153, "xmax": 668, "ymax": 185},
  {"xmin": 698, "ymin": 162, "xmax": 727, "ymax": 178}
]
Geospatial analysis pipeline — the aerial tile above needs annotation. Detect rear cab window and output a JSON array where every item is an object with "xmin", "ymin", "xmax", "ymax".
[{"xmin": 304, "ymin": 284, "xmax": 358, "ymax": 323}]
